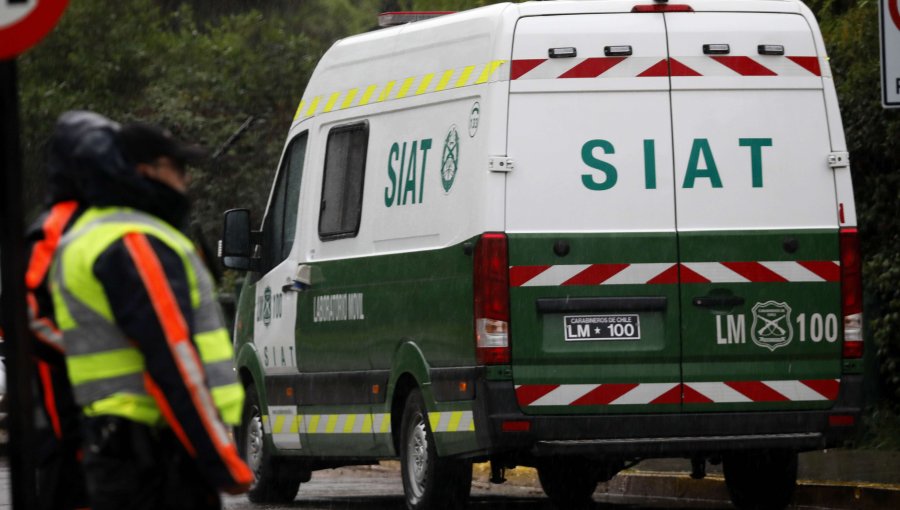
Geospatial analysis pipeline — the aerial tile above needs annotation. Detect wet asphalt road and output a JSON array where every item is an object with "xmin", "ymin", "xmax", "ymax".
[{"xmin": 221, "ymin": 464, "xmax": 730, "ymax": 510}]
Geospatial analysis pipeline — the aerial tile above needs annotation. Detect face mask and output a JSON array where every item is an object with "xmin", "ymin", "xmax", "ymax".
[{"xmin": 142, "ymin": 178, "xmax": 191, "ymax": 231}]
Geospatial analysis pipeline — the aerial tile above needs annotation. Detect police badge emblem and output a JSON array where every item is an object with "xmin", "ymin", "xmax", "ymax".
[{"xmin": 751, "ymin": 301, "xmax": 793, "ymax": 351}]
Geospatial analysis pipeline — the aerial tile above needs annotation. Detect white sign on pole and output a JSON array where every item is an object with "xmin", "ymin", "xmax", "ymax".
[{"xmin": 882, "ymin": 0, "xmax": 900, "ymax": 108}]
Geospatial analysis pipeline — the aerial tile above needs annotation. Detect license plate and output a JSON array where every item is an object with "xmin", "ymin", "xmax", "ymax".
[{"xmin": 564, "ymin": 314, "xmax": 640, "ymax": 341}]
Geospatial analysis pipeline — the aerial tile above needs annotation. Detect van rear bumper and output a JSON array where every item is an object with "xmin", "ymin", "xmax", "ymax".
[{"xmin": 474, "ymin": 374, "xmax": 862, "ymax": 458}]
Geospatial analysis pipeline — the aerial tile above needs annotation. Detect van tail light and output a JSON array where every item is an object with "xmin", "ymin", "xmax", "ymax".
[
  {"xmin": 474, "ymin": 233, "xmax": 510, "ymax": 365},
  {"xmin": 632, "ymin": 4, "xmax": 694, "ymax": 13},
  {"xmin": 840, "ymin": 228, "xmax": 863, "ymax": 359}
]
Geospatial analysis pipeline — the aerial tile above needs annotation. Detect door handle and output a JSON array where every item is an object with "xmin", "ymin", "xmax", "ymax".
[
  {"xmin": 692, "ymin": 295, "xmax": 745, "ymax": 308},
  {"xmin": 282, "ymin": 280, "xmax": 311, "ymax": 293}
]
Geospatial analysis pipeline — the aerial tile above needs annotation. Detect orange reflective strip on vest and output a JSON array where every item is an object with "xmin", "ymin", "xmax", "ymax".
[
  {"xmin": 26, "ymin": 201, "xmax": 79, "ymax": 290},
  {"xmin": 37, "ymin": 360, "xmax": 63, "ymax": 439},
  {"xmin": 123, "ymin": 233, "xmax": 252, "ymax": 484}
]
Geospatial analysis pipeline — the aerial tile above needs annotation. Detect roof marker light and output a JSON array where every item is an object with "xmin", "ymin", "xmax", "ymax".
[
  {"xmin": 703, "ymin": 44, "xmax": 730, "ymax": 55},
  {"xmin": 549, "ymin": 47, "xmax": 577, "ymax": 59},
  {"xmin": 605, "ymin": 45, "xmax": 633, "ymax": 57},
  {"xmin": 759, "ymin": 44, "xmax": 785, "ymax": 56},
  {"xmin": 377, "ymin": 11, "xmax": 454, "ymax": 28}
]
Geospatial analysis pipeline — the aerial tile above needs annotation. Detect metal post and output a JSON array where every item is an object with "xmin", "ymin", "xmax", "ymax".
[{"xmin": 0, "ymin": 58, "xmax": 37, "ymax": 510}]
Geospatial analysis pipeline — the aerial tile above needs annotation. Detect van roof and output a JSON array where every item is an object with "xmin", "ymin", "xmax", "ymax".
[{"xmin": 292, "ymin": 0, "xmax": 813, "ymax": 126}]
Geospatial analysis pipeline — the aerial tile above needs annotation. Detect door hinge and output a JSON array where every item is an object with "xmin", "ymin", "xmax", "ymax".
[
  {"xmin": 488, "ymin": 156, "xmax": 515, "ymax": 173},
  {"xmin": 828, "ymin": 151, "xmax": 850, "ymax": 169}
]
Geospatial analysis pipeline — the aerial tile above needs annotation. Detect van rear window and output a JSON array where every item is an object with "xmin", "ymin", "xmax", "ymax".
[{"xmin": 319, "ymin": 122, "xmax": 369, "ymax": 239}]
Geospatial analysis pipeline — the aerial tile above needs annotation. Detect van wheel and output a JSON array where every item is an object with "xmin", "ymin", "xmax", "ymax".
[
  {"xmin": 239, "ymin": 383, "xmax": 303, "ymax": 503},
  {"xmin": 537, "ymin": 457, "xmax": 600, "ymax": 509},
  {"xmin": 723, "ymin": 450, "xmax": 798, "ymax": 510},
  {"xmin": 399, "ymin": 389, "xmax": 472, "ymax": 510}
]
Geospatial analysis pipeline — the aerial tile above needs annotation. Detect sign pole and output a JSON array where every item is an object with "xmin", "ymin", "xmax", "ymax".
[{"xmin": 0, "ymin": 58, "xmax": 36, "ymax": 510}]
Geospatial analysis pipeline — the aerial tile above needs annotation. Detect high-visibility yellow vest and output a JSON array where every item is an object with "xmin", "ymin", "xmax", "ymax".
[{"xmin": 51, "ymin": 206, "xmax": 244, "ymax": 426}]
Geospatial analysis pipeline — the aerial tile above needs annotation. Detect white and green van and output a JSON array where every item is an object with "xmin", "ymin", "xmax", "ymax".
[{"xmin": 220, "ymin": 1, "xmax": 864, "ymax": 508}]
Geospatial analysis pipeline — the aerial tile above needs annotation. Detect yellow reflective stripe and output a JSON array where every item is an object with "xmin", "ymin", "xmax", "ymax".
[
  {"xmin": 476, "ymin": 60, "xmax": 505, "ymax": 84},
  {"xmin": 308, "ymin": 414, "xmax": 320, "ymax": 433},
  {"xmin": 455, "ymin": 65, "xmax": 476, "ymax": 87},
  {"xmin": 325, "ymin": 414, "xmax": 339, "ymax": 433},
  {"xmin": 292, "ymin": 60, "xmax": 510, "ymax": 122},
  {"xmin": 448, "ymin": 411, "xmax": 462, "ymax": 432},
  {"xmin": 212, "ymin": 382, "xmax": 244, "ymax": 426},
  {"xmin": 51, "ymin": 282, "xmax": 77, "ymax": 330},
  {"xmin": 262, "ymin": 415, "xmax": 270, "ymax": 432},
  {"xmin": 435, "ymin": 69, "xmax": 455, "ymax": 91},
  {"xmin": 378, "ymin": 81, "xmax": 396, "ymax": 102},
  {"xmin": 194, "ymin": 329, "xmax": 233, "ymax": 363},
  {"xmin": 82, "ymin": 393, "xmax": 161, "ymax": 425},
  {"xmin": 361, "ymin": 414, "xmax": 373, "ymax": 433},
  {"xmin": 359, "ymin": 84, "xmax": 378, "ymax": 105},
  {"xmin": 396, "ymin": 76, "xmax": 416, "ymax": 98},
  {"xmin": 293, "ymin": 100, "xmax": 305, "ymax": 120},
  {"xmin": 341, "ymin": 88, "xmax": 358, "ymax": 109},
  {"xmin": 343, "ymin": 414, "xmax": 357, "ymax": 433},
  {"xmin": 67, "ymin": 348, "xmax": 144, "ymax": 386},
  {"xmin": 305, "ymin": 96, "xmax": 321, "ymax": 116},
  {"xmin": 273, "ymin": 414, "xmax": 286, "ymax": 433},
  {"xmin": 416, "ymin": 73, "xmax": 434, "ymax": 95},
  {"xmin": 429, "ymin": 412, "xmax": 440, "ymax": 431},
  {"xmin": 323, "ymin": 92, "xmax": 341, "ymax": 113},
  {"xmin": 290, "ymin": 415, "xmax": 303, "ymax": 434}
]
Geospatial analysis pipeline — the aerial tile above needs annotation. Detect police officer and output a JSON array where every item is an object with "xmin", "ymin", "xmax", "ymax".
[
  {"xmin": 50, "ymin": 117, "xmax": 252, "ymax": 510},
  {"xmin": 27, "ymin": 111, "xmax": 120, "ymax": 510}
]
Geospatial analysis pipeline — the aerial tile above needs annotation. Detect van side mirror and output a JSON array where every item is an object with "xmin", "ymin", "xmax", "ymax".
[{"xmin": 220, "ymin": 209, "xmax": 259, "ymax": 271}]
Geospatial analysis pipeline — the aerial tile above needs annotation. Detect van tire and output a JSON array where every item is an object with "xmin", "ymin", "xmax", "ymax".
[
  {"xmin": 239, "ymin": 383, "xmax": 303, "ymax": 503},
  {"xmin": 399, "ymin": 389, "xmax": 472, "ymax": 510},
  {"xmin": 723, "ymin": 450, "xmax": 798, "ymax": 510},
  {"xmin": 537, "ymin": 457, "xmax": 600, "ymax": 509}
]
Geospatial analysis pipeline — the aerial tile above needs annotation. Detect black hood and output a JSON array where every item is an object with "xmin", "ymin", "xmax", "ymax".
[{"xmin": 45, "ymin": 111, "xmax": 122, "ymax": 205}]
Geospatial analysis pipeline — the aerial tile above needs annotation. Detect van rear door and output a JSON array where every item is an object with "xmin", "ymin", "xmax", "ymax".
[
  {"xmin": 666, "ymin": 12, "xmax": 843, "ymax": 412},
  {"xmin": 507, "ymin": 13, "xmax": 682, "ymax": 415}
]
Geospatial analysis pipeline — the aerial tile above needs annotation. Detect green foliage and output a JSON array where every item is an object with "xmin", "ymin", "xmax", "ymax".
[
  {"xmin": 19, "ymin": 0, "xmax": 379, "ymax": 246},
  {"xmin": 811, "ymin": 0, "xmax": 900, "ymax": 404}
]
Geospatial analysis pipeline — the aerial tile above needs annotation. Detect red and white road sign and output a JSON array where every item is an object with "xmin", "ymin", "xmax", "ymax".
[
  {"xmin": 0, "ymin": 0, "xmax": 68, "ymax": 60},
  {"xmin": 882, "ymin": 0, "xmax": 900, "ymax": 107}
]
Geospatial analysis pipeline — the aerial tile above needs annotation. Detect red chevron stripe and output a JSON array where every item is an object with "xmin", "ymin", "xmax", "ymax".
[
  {"xmin": 787, "ymin": 56, "xmax": 822, "ymax": 76},
  {"xmin": 801, "ymin": 379, "xmax": 840, "ymax": 400},
  {"xmin": 650, "ymin": 384, "xmax": 683, "ymax": 404},
  {"xmin": 509, "ymin": 265, "xmax": 550, "ymax": 287},
  {"xmin": 682, "ymin": 384, "xmax": 714, "ymax": 404},
  {"xmin": 572, "ymin": 383, "xmax": 639, "ymax": 406},
  {"xmin": 563, "ymin": 263, "xmax": 629, "ymax": 286},
  {"xmin": 726, "ymin": 381, "xmax": 789, "ymax": 402},
  {"xmin": 647, "ymin": 264, "xmax": 680, "ymax": 284},
  {"xmin": 515, "ymin": 384, "xmax": 559, "ymax": 406},
  {"xmin": 559, "ymin": 57, "xmax": 626, "ymax": 78},
  {"xmin": 798, "ymin": 261, "xmax": 840, "ymax": 282},
  {"xmin": 722, "ymin": 261, "xmax": 788, "ymax": 283},
  {"xmin": 638, "ymin": 59, "xmax": 670, "ymax": 77},
  {"xmin": 678, "ymin": 264, "xmax": 712, "ymax": 284},
  {"xmin": 510, "ymin": 59, "xmax": 546, "ymax": 80},
  {"xmin": 711, "ymin": 56, "xmax": 776, "ymax": 76},
  {"xmin": 669, "ymin": 58, "xmax": 702, "ymax": 76}
]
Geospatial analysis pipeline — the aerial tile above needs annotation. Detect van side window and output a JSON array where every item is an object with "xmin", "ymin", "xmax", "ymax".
[
  {"xmin": 261, "ymin": 132, "xmax": 308, "ymax": 272},
  {"xmin": 318, "ymin": 122, "xmax": 369, "ymax": 240}
]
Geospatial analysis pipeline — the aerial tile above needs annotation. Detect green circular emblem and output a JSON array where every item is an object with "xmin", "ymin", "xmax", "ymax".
[
  {"xmin": 263, "ymin": 286, "xmax": 272, "ymax": 326},
  {"xmin": 441, "ymin": 125, "xmax": 460, "ymax": 193}
]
